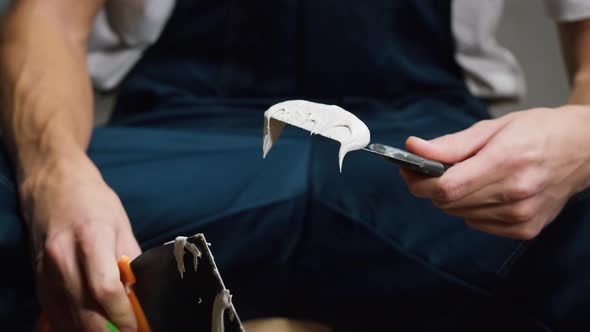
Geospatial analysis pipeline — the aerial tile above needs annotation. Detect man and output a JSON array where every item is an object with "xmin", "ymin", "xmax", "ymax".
[{"xmin": 1, "ymin": 0, "xmax": 589, "ymax": 331}]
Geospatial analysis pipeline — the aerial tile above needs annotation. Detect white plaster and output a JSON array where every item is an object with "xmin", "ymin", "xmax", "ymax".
[{"xmin": 263, "ymin": 100, "xmax": 370, "ymax": 172}]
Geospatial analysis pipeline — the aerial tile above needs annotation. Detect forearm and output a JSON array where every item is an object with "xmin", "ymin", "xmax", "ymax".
[
  {"xmin": 0, "ymin": 1, "xmax": 101, "ymax": 188},
  {"xmin": 568, "ymin": 75, "xmax": 590, "ymax": 105},
  {"xmin": 559, "ymin": 18, "xmax": 590, "ymax": 104}
]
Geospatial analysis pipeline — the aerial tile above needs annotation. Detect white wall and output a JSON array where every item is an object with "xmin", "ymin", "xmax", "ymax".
[{"xmin": 491, "ymin": 1, "xmax": 570, "ymax": 116}]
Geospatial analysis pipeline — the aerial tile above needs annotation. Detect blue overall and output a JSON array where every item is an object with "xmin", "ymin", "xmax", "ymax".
[{"xmin": 1, "ymin": 1, "xmax": 589, "ymax": 331}]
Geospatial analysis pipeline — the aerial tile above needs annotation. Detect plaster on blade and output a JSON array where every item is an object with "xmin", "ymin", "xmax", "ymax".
[{"xmin": 263, "ymin": 100, "xmax": 371, "ymax": 172}]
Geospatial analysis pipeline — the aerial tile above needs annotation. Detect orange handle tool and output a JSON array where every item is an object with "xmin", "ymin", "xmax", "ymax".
[
  {"xmin": 118, "ymin": 255, "xmax": 151, "ymax": 332},
  {"xmin": 38, "ymin": 256, "xmax": 151, "ymax": 332}
]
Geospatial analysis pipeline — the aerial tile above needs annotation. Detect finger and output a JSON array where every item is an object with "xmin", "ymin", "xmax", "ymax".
[
  {"xmin": 465, "ymin": 218, "xmax": 543, "ymax": 240},
  {"xmin": 443, "ymin": 195, "xmax": 542, "ymax": 224},
  {"xmin": 403, "ymin": 122, "xmax": 514, "ymax": 202},
  {"xmin": 78, "ymin": 309, "xmax": 113, "ymax": 332},
  {"xmin": 405, "ymin": 142, "xmax": 516, "ymax": 203},
  {"xmin": 38, "ymin": 284, "xmax": 82, "ymax": 332},
  {"xmin": 435, "ymin": 167, "xmax": 545, "ymax": 209},
  {"xmin": 405, "ymin": 119, "xmax": 507, "ymax": 164},
  {"xmin": 399, "ymin": 166, "xmax": 429, "ymax": 183},
  {"xmin": 402, "ymin": 150, "xmax": 505, "ymax": 203},
  {"xmin": 77, "ymin": 223, "xmax": 138, "ymax": 331},
  {"xmin": 399, "ymin": 167, "xmax": 438, "ymax": 198},
  {"xmin": 41, "ymin": 231, "xmax": 86, "ymax": 330},
  {"xmin": 434, "ymin": 178, "xmax": 506, "ymax": 209}
]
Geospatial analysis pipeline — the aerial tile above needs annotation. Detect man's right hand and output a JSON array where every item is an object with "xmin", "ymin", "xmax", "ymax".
[
  {"xmin": 1, "ymin": 0, "xmax": 136, "ymax": 329},
  {"xmin": 21, "ymin": 154, "xmax": 141, "ymax": 331}
]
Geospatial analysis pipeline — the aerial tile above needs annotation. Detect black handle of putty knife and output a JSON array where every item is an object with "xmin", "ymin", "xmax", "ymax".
[
  {"xmin": 397, "ymin": 151, "xmax": 452, "ymax": 177},
  {"xmin": 364, "ymin": 143, "xmax": 452, "ymax": 177}
]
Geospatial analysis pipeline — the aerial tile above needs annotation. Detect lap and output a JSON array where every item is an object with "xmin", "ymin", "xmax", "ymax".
[
  {"xmin": 286, "ymin": 100, "xmax": 530, "ymax": 328},
  {"xmin": 105, "ymin": 98, "xmax": 528, "ymax": 327},
  {"xmin": 306, "ymin": 99, "xmax": 521, "ymax": 287},
  {"xmin": 0, "ymin": 97, "xmax": 586, "ymax": 330},
  {"xmin": 503, "ymin": 190, "xmax": 590, "ymax": 331}
]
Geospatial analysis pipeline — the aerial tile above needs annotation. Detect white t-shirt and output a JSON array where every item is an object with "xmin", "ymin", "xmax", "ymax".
[{"xmin": 88, "ymin": 0, "xmax": 590, "ymax": 101}]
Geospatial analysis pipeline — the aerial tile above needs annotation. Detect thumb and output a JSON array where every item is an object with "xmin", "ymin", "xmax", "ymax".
[{"xmin": 405, "ymin": 119, "xmax": 506, "ymax": 164}]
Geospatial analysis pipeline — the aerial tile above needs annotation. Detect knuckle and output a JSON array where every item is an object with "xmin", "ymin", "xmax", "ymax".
[
  {"xmin": 90, "ymin": 278, "xmax": 122, "ymax": 302},
  {"xmin": 73, "ymin": 222, "xmax": 105, "ymax": 254},
  {"xmin": 507, "ymin": 203, "xmax": 536, "ymax": 223},
  {"xmin": 43, "ymin": 233, "xmax": 67, "ymax": 265},
  {"xmin": 507, "ymin": 177, "xmax": 541, "ymax": 200},
  {"xmin": 510, "ymin": 225, "xmax": 541, "ymax": 240},
  {"xmin": 491, "ymin": 191, "xmax": 511, "ymax": 204},
  {"xmin": 503, "ymin": 146, "xmax": 542, "ymax": 171},
  {"xmin": 504, "ymin": 153, "xmax": 528, "ymax": 170},
  {"xmin": 435, "ymin": 179, "xmax": 460, "ymax": 202},
  {"xmin": 74, "ymin": 222, "xmax": 98, "ymax": 241}
]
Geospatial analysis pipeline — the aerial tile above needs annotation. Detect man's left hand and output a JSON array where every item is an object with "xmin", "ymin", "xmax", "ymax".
[{"xmin": 401, "ymin": 106, "xmax": 590, "ymax": 239}]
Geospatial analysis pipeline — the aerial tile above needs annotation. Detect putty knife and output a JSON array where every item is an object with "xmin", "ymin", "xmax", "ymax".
[
  {"xmin": 263, "ymin": 100, "xmax": 451, "ymax": 177},
  {"xmin": 123, "ymin": 234, "xmax": 244, "ymax": 332}
]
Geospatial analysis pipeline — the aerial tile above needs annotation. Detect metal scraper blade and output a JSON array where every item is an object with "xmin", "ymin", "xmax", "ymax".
[{"xmin": 130, "ymin": 234, "xmax": 244, "ymax": 332}]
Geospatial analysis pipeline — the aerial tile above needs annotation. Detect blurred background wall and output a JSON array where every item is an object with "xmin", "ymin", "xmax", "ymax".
[
  {"xmin": 0, "ymin": 0, "xmax": 572, "ymax": 121},
  {"xmin": 492, "ymin": 1, "xmax": 570, "ymax": 116}
]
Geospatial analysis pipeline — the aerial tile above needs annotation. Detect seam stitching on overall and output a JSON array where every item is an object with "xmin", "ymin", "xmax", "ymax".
[{"xmin": 495, "ymin": 240, "xmax": 532, "ymax": 278}]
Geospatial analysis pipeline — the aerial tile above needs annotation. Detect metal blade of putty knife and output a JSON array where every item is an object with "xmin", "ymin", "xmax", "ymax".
[{"xmin": 128, "ymin": 234, "xmax": 244, "ymax": 332}]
